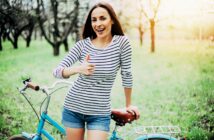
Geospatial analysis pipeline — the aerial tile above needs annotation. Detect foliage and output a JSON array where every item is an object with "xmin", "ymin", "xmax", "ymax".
[{"xmin": 36, "ymin": 0, "xmax": 89, "ymax": 56}]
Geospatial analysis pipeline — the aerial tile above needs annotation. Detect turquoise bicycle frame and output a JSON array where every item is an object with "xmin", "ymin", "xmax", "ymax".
[
  {"xmin": 22, "ymin": 112, "xmax": 65, "ymax": 140},
  {"xmin": 110, "ymin": 125, "xmax": 123, "ymax": 140},
  {"xmin": 21, "ymin": 95, "xmax": 66, "ymax": 140}
]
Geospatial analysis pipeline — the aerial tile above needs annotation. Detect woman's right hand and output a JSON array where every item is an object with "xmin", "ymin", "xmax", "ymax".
[{"xmin": 78, "ymin": 54, "xmax": 95, "ymax": 76}]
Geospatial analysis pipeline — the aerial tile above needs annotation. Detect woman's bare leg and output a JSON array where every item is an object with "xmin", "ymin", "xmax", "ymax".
[
  {"xmin": 87, "ymin": 130, "xmax": 108, "ymax": 140},
  {"xmin": 66, "ymin": 128, "xmax": 85, "ymax": 140}
]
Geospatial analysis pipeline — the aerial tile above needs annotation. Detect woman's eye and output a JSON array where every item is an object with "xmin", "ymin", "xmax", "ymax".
[
  {"xmin": 91, "ymin": 19, "xmax": 97, "ymax": 22},
  {"xmin": 100, "ymin": 17, "xmax": 106, "ymax": 20}
]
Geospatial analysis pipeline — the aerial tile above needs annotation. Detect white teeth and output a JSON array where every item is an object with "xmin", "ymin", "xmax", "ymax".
[{"xmin": 97, "ymin": 29, "xmax": 105, "ymax": 32}]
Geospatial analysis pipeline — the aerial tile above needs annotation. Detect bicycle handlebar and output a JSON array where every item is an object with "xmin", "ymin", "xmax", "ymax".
[
  {"xmin": 19, "ymin": 78, "xmax": 73, "ymax": 94},
  {"xmin": 24, "ymin": 81, "xmax": 40, "ymax": 91}
]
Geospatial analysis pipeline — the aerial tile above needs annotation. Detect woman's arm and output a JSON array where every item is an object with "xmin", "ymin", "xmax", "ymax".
[
  {"xmin": 53, "ymin": 40, "xmax": 95, "ymax": 79},
  {"xmin": 120, "ymin": 36, "xmax": 140, "ymax": 119},
  {"xmin": 62, "ymin": 57, "xmax": 95, "ymax": 78},
  {"xmin": 61, "ymin": 66, "xmax": 79, "ymax": 78},
  {"xmin": 124, "ymin": 87, "xmax": 140, "ymax": 119},
  {"xmin": 124, "ymin": 87, "xmax": 132, "ymax": 107}
]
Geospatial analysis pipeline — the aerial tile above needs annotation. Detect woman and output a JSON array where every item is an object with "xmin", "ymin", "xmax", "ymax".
[{"xmin": 53, "ymin": 2, "xmax": 140, "ymax": 140}]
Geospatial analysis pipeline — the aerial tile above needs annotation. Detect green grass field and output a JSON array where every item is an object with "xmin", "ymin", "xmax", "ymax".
[{"xmin": 0, "ymin": 39, "xmax": 213, "ymax": 140}]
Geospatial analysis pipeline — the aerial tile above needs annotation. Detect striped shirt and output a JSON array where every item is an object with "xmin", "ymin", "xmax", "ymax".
[{"xmin": 53, "ymin": 35, "xmax": 132, "ymax": 115}]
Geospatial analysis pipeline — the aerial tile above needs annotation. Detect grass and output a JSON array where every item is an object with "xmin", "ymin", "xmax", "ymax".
[{"xmin": 0, "ymin": 38, "xmax": 214, "ymax": 140}]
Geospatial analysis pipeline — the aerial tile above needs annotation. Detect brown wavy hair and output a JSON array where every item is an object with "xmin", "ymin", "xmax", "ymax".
[{"xmin": 82, "ymin": 2, "xmax": 124, "ymax": 39}]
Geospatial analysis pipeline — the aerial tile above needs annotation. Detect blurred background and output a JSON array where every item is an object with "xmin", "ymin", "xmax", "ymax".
[{"xmin": 0, "ymin": 0, "xmax": 214, "ymax": 140}]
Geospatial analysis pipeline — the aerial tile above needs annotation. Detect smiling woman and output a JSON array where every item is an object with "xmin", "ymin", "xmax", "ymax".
[
  {"xmin": 53, "ymin": 1, "xmax": 140, "ymax": 140},
  {"xmin": 82, "ymin": 2, "xmax": 124, "ymax": 40}
]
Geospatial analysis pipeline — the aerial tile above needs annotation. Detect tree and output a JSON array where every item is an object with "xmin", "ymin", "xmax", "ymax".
[
  {"xmin": 136, "ymin": 1, "xmax": 146, "ymax": 47},
  {"xmin": 138, "ymin": 0, "xmax": 161, "ymax": 52},
  {"xmin": 36, "ymin": 0, "xmax": 88, "ymax": 56},
  {"xmin": 115, "ymin": 0, "xmax": 147, "ymax": 47},
  {"xmin": 0, "ymin": 0, "xmax": 36, "ymax": 50}
]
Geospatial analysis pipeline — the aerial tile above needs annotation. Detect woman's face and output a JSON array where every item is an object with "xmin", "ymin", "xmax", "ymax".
[{"xmin": 91, "ymin": 7, "xmax": 113, "ymax": 39}]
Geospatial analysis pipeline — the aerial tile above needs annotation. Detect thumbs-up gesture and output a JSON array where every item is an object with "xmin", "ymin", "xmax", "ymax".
[
  {"xmin": 79, "ymin": 54, "xmax": 95, "ymax": 76},
  {"xmin": 85, "ymin": 54, "xmax": 90, "ymax": 62}
]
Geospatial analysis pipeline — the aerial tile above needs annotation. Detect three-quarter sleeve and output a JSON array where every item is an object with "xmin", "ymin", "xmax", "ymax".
[
  {"xmin": 53, "ymin": 41, "xmax": 83, "ymax": 79},
  {"xmin": 120, "ymin": 36, "xmax": 133, "ymax": 88}
]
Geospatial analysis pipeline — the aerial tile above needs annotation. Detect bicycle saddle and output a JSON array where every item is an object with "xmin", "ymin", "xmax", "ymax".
[{"xmin": 111, "ymin": 109, "xmax": 136, "ymax": 126}]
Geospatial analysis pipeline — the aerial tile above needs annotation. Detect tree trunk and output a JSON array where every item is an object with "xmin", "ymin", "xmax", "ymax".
[
  {"xmin": 150, "ymin": 19, "xmax": 155, "ymax": 53},
  {"xmin": 26, "ymin": 30, "xmax": 33, "ymax": 47},
  {"xmin": 14, "ymin": 35, "xmax": 18, "ymax": 49},
  {"xmin": 138, "ymin": 11, "xmax": 144, "ymax": 47},
  {"xmin": 139, "ymin": 26, "xmax": 144, "ymax": 47},
  {"xmin": 26, "ymin": 37, "xmax": 31, "ymax": 47},
  {"xmin": 2, "ymin": 32, "xmax": 7, "ymax": 41},
  {"xmin": 63, "ymin": 38, "xmax": 69, "ymax": 52},
  {"xmin": 26, "ymin": 24, "xmax": 34, "ymax": 47},
  {"xmin": 0, "ymin": 30, "xmax": 2, "ymax": 51},
  {"xmin": 53, "ymin": 43, "xmax": 60, "ymax": 56},
  {"xmin": 0, "ymin": 36, "xmax": 2, "ymax": 51}
]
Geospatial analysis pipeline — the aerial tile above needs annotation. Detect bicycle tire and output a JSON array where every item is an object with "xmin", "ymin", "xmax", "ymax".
[
  {"xmin": 148, "ymin": 138, "xmax": 170, "ymax": 140},
  {"xmin": 135, "ymin": 134, "xmax": 177, "ymax": 140},
  {"xmin": 136, "ymin": 138, "xmax": 174, "ymax": 140},
  {"xmin": 8, "ymin": 135, "xmax": 28, "ymax": 140}
]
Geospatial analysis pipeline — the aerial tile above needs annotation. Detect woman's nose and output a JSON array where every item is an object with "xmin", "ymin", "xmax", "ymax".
[{"xmin": 95, "ymin": 20, "xmax": 102, "ymax": 26}]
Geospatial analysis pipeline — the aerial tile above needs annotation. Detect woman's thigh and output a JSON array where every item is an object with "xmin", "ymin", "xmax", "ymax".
[
  {"xmin": 86, "ymin": 115, "xmax": 111, "ymax": 140},
  {"xmin": 66, "ymin": 128, "xmax": 85, "ymax": 140},
  {"xmin": 62, "ymin": 108, "xmax": 86, "ymax": 140},
  {"xmin": 87, "ymin": 130, "xmax": 108, "ymax": 140}
]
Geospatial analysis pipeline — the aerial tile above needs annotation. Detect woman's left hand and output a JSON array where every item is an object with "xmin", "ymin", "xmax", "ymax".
[{"xmin": 126, "ymin": 105, "xmax": 140, "ymax": 120}]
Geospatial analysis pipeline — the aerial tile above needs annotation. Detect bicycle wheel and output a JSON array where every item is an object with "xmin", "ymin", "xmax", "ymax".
[
  {"xmin": 8, "ymin": 135, "xmax": 28, "ymax": 140},
  {"xmin": 136, "ymin": 137, "xmax": 175, "ymax": 140},
  {"xmin": 135, "ymin": 134, "xmax": 177, "ymax": 140},
  {"xmin": 147, "ymin": 138, "xmax": 170, "ymax": 140}
]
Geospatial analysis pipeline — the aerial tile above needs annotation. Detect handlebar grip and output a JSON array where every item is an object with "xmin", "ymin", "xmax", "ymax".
[{"xmin": 26, "ymin": 82, "xmax": 40, "ymax": 91}]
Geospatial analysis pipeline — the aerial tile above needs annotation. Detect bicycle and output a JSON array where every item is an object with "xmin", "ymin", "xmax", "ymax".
[{"xmin": 8, "ymin": 78, "xmax": 183, "ymax": 140}]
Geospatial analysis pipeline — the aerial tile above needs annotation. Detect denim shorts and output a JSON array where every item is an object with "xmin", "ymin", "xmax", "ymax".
[{"xmin": 62, "ymin": 108, "xmax": 111, "ymax": 132}]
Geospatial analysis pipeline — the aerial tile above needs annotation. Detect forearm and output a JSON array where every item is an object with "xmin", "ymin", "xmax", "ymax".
[
  {"xmin": 62, "ymin": 61, "xmax": 95, "ymax": 78},
  {"xmin": 62, "ymin": 66, "xmax": 80, "ymax": 78},
  {"xmin": 124, "ymin": 87, "xmax": 132, "ymax": 107},
  {"xmin": 124, "ymin": 87, "xmax": 140, "ymax": 119}
]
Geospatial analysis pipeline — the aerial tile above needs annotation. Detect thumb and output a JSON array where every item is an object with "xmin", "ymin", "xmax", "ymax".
[{"xmin": 85, "ymin": 54, "xmax": 90, "ymax": 62}]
